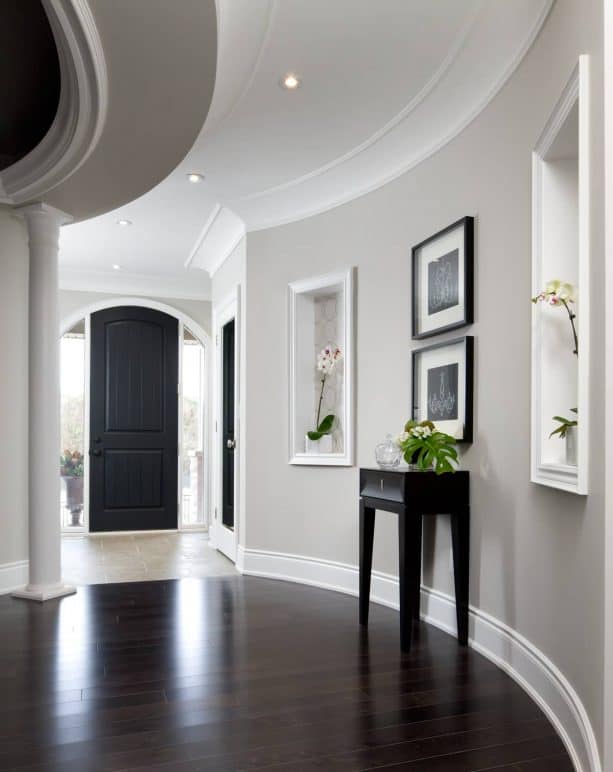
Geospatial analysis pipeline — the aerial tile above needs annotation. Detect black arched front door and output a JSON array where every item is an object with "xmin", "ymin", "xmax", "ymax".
[{"xmin": 89, "ymin": 306, "xmax": 178, "ymax": 532}]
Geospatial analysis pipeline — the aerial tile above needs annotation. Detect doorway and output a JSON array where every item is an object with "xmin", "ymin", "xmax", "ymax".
[
  {"xmin": 89, "ymin": 306, "xmax": 179, "ymax": 532},
  {"xmin": 213, "ymin": 290, "xmax": 240, "ymax": 563},
  {"xmin": 60, "ymin": 299, "xmax": 210, "ymax": 535}
]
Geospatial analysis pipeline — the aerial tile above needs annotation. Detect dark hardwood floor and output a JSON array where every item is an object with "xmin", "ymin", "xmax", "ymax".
[{"xmin": 0, "ymin": 576, "xmax": 572, "ymax": 771}]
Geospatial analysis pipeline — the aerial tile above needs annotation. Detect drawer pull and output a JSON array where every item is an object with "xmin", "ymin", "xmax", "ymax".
[{"xmin": 380, "ymin": 479, "xmax": 384, "ymax": 491}]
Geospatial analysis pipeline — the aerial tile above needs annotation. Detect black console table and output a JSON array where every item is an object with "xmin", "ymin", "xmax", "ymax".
[{"xmin": 359, "ymin": 467, "xmax": 470, "ymax": 652}]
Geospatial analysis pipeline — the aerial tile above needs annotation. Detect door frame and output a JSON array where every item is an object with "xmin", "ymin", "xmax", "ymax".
[
  {"xmin": 211, "ymin": 288, "xmax": 241, "ymax": 563},
  {"xmin": 60, "ymin": 297, "xmax": 211, "ymax": 535}
]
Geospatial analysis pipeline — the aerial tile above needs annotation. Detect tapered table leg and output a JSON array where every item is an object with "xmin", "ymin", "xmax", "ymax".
[
  {"xmin": 410, "ymin": 514, "xmax": 422, "ymax": 621},
  {"xmin": 398, "ymin": 513, "xmax": 412, "ymax": 651},
  {"xmin": 451, "ymin": 508, "xmax": 470, "ymax": 645},
  {"xmin": 359, "ymin": 500, "xmax": 375, "ymax": 627}
]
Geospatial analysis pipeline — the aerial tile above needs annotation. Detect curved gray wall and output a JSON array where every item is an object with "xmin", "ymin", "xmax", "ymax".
[{"xmin": 244, "ymin": 0, "xmax": 605, "ymax": 758}]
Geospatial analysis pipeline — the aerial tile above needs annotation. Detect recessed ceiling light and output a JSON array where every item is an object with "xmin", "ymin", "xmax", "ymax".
[
  {"xmin": 117, "ymin": 219, "xmax": 132, "ymax": 227},
  {"xmin": 280, "ymin": 73, "xmax": 301, "ymax": 90},
  {"xmin": 187, "ymin": 172, "xmax": 205, "ymax": 183},
  {"xmin": 112, "ymin": 264, "xmax": 121, "ymax": 270}
]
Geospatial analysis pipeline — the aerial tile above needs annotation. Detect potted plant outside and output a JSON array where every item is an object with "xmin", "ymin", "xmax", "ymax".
[{"xmin": 60, "ymin": 450, "xmax": 84, "ymax": 526}]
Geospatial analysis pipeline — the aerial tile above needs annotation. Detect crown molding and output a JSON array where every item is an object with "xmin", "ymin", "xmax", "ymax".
[
  {"xmin": 185, "ymin": 204, "xmax": 245, "ymax": 276},
  {"xmin": 59, "ymin": 267, "xmax": 211, "ymax": 301},
  {"xmin": 239, "ymin": 0, "xmax": 555, "ymax": 232},
  {"xmin": 0, "ymin": 0, "xmax": 108, "ymax": 205}
]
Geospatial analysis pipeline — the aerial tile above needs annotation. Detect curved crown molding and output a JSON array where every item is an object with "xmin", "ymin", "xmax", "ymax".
[
  {"xmin": 240, "ymin": 3, "xmax": 481, "ymax": 207},
  {"xmin": 233, "ymin": 0, "xmax": 555, "ymax": 232},
  {"xmin": 0, "ymin": 0, "xmax": 107, "ymax": 206}
]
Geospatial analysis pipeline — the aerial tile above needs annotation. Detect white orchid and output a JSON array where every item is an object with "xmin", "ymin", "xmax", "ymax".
[
  {"xmin": 545, "ymin": 279, "xmax": 576, "ymax": 303},
  {"xmin": 532, "ymin": 279, "xmax": 578, "ymax": 355},
  {"xmin": 309, "ymin": 346, "xmax": 343, "ymax": 442},
  {"xmin": 317, "ymin": 346, "xmax": 342, "ymax": 374}
]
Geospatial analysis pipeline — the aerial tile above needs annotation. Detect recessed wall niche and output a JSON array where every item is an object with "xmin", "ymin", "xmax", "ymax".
[
  {"xmin": 288, "ymin": 269, "xmax": 355, "ymax": 466},
  {"xmin": 531, "ymin": 56, "xmax": 590, "ymax": 494}
]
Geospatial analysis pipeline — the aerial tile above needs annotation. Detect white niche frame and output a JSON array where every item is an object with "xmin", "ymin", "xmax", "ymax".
[
  {"xmin": 288, "ymin": 268, "xmax": 355, "ymax": 466},
  {"xmin": 531, "ymin": 56, "xmax": 590, "ymax": 494}
]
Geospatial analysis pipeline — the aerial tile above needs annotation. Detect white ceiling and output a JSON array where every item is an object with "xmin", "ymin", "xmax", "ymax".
[{"xmin": 59, "ymin": 0, "xmax": 553, "ymax": 300}]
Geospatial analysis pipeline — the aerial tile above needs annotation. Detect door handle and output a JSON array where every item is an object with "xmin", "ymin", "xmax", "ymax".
[
  {"xmin": 226, "ymin": 439, "xmax": 236, "ymax": 450},
  {"xmin": 90, "ymin": 449, "xmax": 102, "ymax": 457}
]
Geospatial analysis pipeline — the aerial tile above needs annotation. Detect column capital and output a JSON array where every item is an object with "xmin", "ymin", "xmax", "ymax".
[{"xmin": 14, "ymin": 202, "xmax": 73, "ymax": 228}]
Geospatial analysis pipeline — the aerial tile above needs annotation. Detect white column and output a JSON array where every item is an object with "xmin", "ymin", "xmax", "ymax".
[{"xmin": 12, "ymin": 203, "xmax": 76, "ymax": 602}]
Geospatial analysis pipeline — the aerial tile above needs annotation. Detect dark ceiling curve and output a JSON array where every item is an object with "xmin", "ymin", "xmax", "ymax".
[{"xmin": 0, "ymin": 0, "xmax": 61, "ymax": 172}]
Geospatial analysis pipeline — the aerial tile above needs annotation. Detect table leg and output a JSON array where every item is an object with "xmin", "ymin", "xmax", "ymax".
[
  {"xmin": 410, "ymin": 514, "xmax": 422, "ymax": 621},
  {"xmin": 359, "ymin": 500, "xmax": 375, "ymax": 627},
  {"xmin": 450, "ymin": 508, "xmax": 470, "ymax": 646},
  {"xmin": 398, "ymin": 512, "xmax": 412, "ymax": 651}
]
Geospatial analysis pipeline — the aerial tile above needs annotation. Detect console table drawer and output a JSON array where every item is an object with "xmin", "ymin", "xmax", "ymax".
[{"xmin": 360, "ymin": 470, "xmax": 405, "ymax": 503}]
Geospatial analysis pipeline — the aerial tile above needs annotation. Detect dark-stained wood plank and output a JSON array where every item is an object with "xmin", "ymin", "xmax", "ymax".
[{"xmin": 0, "ymin": 576, "xmax": 571, "ymax": 772}]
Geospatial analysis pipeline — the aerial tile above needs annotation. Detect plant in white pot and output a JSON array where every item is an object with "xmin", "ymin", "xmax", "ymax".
[
  {"xmin": 532, "ymin": 280, "xmax": 578, "ymax": 466},
  {"xmin": 305, "ymin": 345, "xmax": 342, "ymax": 454}
]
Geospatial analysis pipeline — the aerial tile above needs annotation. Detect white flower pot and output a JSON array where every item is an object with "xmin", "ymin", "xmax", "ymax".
[
  {"xmin": 565, "ymin": 426, "xmax": 577, "ymax": 466},
  {"xmin": 305, "ymin": 434, "xmax": 333, "ymax": 455}
]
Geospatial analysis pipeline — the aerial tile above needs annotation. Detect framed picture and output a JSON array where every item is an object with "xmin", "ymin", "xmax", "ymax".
[
  {"xmin": 412, "ymin": 216, "xmax": 474, "ymax": 339},
  {"xmin": 411, "ymin": 336, "xmax": 474, "ymax": 443}
]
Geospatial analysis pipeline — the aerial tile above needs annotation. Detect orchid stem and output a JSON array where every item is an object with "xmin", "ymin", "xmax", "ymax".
[
  {"xmin": 561, "ymin": 299, "xmax": 579, "ymax": 356},
  {"xmin": 316, "ymin": 375, "xmax": 326, "ymax": 428}
]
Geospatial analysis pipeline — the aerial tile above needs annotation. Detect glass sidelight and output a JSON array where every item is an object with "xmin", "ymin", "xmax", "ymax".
[
  {"xmin": 60, "ymin": 320, "xmax": 86, "ymax": 528},
  {"xmin": 181, "ymin": 326, "xmax": 206, "ymax": 526}
]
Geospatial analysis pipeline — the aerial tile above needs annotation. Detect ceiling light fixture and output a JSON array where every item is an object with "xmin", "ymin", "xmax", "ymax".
[
  {"xmin": 112, "ymin": 264, "xmax": 121, "ymax": 270},
  {"xmin": 187, "ymin": 172, "xmax": 205, "ymax": 183},
  {"xmin": 117, "ymin": 219, "xmax": 132, "ymax": 227},
  {"xmin": 280, "ymin": 73, "xmax": 301, "ymax": 90}
]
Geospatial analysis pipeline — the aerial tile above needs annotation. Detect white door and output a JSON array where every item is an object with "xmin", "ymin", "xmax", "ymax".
[{"xmin": 212, "ymin": 289, "xmax": 240, "ymax": 562}]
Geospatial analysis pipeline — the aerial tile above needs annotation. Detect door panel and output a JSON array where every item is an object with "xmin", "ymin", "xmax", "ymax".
[
  {"xmin": 90, "ymin": 307, "xmax": 178, "ymax": 532},
  {"xmin": 221, "ymin": 318, "xmax": 235, "ymax": 530}
]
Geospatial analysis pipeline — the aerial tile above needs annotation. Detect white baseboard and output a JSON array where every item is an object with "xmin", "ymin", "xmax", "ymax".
[
  {"xmin": 0, "ymin": 560, "xmax": 29, "ymax": 595},
  {"xmin": 237, "ymin": 546, "xmax": 600, "ymax": 772}
]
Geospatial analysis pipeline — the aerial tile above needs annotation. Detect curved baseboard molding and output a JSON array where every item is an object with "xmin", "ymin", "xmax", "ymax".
[
  {"xmin": 0, "ymin": 560, "xmax": 29, "ymax": 596},
  {"xmin": 236, "ymin": 546, "xmax": 600, "ymax": 772}
]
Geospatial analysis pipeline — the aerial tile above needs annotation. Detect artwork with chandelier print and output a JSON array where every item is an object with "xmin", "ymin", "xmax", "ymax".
[
  {"xmin": 411, "ymin": 336, "xmax": 474, "ymax": 443},
  {"xmin": 412, "ymin": 217, "xmax": 474, "ymax": 339}
]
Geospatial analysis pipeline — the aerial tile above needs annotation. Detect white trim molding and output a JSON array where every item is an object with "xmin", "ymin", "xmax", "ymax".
[
  {"xmin": 0, "ymin": 561, "xmax": 29, "ymax": 596},
  {"xmin": 531, "ymin": 56, "xmax": 590, "ymax": 495},
  {"xmin": 237, "ymin": 546, "xmax": 601, "ymax": 772},
  {"xmin": 288, "ymin": 269, "xmax": 355, "ymax": 467},
  {"xmin": 0, "ymin": 0, "xmax": 107, "ymax": 204}
]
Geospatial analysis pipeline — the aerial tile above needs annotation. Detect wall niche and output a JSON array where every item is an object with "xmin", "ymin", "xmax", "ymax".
[
  {"xmin": 531, "ymin": 56, "xmax": 590, "ymax": 494},
  {"xmin": 288, "ymin": 269, "xmax": 354, "ymax": 466}
]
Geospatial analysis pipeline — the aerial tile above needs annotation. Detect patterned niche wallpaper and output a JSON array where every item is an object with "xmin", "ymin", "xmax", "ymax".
[{"xmin": 313, "ymin": 293, "xmax": 344, "ymax": 452}]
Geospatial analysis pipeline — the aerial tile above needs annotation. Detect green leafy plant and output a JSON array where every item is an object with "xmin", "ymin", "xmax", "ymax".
[
  {"xmin": 550, "ymin": 409, "xmax": 578, "ymax": 440},
  {"xmin": 396, "ymin": 420, "xmax": 458, "ymax": 475},
  {"xmin": 60, "ymin": 450, "xmax": 84, "ymax": 477},
  {"xmin": 307, "ymin": 413, "xmax": 335, "ymax": 442}
]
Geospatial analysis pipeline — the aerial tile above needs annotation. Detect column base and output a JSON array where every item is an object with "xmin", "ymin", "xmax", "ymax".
[{"xmin": 12, "ymin": 582, "xmax": 77, "ymax": 602}]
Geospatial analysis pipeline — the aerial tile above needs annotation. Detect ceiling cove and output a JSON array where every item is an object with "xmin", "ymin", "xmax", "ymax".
[
  {"xmin": 0, "ymin": 0, "xmax": 108, "ymax": 206},
  {"xmin": 59, "ymin": 0, "xmax": 554, "ymax": 294}
]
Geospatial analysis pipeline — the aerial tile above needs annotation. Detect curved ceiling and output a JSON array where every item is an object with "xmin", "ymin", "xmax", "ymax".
[{"xmin": 60, "ymin": 0, "xmax": 553, "ymax": 298}]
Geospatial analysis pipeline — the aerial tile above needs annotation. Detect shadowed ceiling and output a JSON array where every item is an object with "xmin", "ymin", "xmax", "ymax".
[{"xmin": 0, "ymin": 0, "xmax": 60, "ymax": 171}]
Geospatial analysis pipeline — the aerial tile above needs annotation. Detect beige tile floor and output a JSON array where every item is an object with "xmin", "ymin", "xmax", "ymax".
[{"xmin": 61, "ymin": 531, "xmax": 237, "ymax": 585}]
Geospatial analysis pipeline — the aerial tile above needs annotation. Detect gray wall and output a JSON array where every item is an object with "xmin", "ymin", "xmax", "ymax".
[
  {"xmin": 0, "ymin": 209, "xmax": 29, "ymax": 566},
  {"xmin": 245, "ymin": 0, "xmax": 605, "ymax": 753},
  {"xmin": 58, "ymin": 289, "xmax": 212, "ymax": 337}
]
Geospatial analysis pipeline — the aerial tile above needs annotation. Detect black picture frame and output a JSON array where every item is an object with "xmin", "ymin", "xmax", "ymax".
[
  {"xmin": 411, "ymin": 336, "xmax": 474, "ymax": 443},
  {"xmin": 412, "ymin": 216, "xmax": 474, "ymax": 340}
]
